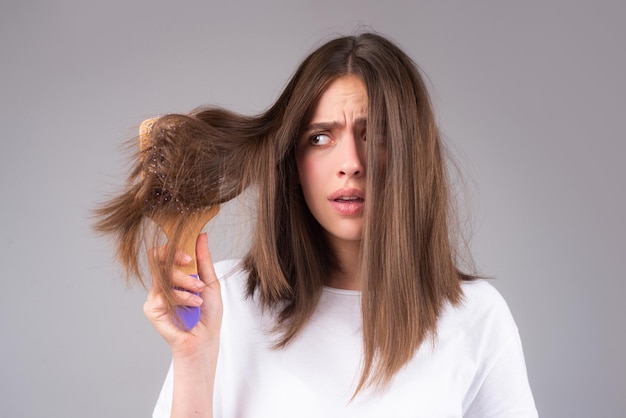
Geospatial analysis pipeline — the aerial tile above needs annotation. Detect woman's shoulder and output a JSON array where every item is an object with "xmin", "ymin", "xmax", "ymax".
[
  {"xmin": 457, "ymin": 279, "xmax": 515, "ymax": 314},
  {"xmin": 213, "ymin": 258, "xmax": 246, "ymax": 280},
  {"xmin": 212, "ymin": 258, "xmax": 262, "ymax": 312},
  {"xmin": 440, "ymin": 279, "xmax": 520, "ymax": 343},
  {"xmin": 460, "ymin": 279, "xmax": 510, "ymax": 313},
  {"xmin": 213, "ymin": 259, "xmax": 249, "ymax": 298}
]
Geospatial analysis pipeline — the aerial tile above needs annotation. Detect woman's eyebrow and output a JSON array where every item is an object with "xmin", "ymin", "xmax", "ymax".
[
  {"xmin": 303, "ymin": 117, "xmax": 367, "ymax": 133},
  {"xmin": 303, "ymin": 121, "xmax": 342, "ymax": 133}
]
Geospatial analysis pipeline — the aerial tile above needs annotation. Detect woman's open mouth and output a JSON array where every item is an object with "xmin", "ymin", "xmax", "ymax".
[{"xmin": 329, "ymin": 190, "xmax": 365, "ymax": 215}]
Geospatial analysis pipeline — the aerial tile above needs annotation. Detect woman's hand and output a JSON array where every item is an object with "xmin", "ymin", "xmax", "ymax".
[
  {"xmin": 145, "ymin": 233, "xmax": 221, "ymax": 417},
  {"xmin": 144, "ymin": 232, "xmax": 223, "ymax": 358}
]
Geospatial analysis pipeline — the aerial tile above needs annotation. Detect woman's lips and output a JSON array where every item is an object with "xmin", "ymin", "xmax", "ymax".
[{"xmin": 329, "ymin": 189, "xmax": 365, "ymax": 215}]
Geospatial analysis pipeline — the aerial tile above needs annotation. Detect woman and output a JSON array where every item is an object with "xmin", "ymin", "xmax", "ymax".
[{"xmin": 99, "ymin": 32, "xmax": 537, "ymax": 417}]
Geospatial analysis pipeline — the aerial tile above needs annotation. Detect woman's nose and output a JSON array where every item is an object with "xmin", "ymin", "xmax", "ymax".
[{"xmin": 338, "ymin": 135, "xmax": 365, "ymax": 178}]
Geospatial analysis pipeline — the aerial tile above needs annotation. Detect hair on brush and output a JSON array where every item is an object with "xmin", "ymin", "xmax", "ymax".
[{"xmin": 94, "ymin": 110, "xmax": 266, "ymax": 315}]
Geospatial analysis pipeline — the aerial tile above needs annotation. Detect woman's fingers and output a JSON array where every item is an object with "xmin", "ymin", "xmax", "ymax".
[
  {"xmin": 148, "ymin": 245, "xmax": 194, "ymax": 269},
  {"xmin": 171, "ymin": 288, "xmax": 204, "ymax": 307},
  {"xmin": 196, "ymin": 233, "xmax": 217, "ymax": 285},
  {"xmin": 148, "ymin": 244, "xmax": 205, "ymax": 293},
  {"xmin": 143, "ymin": 287, "xmax": 170, "ymax": 324},
  {"xmin": 144, "ymin": 234, "xmax": 222, "ymax": 355},
  {"xmin": 171, "ymin": 269, "xmax": 206, "ymax": 293},
  {"xmin": 195, "ymin": 233, "xmax": 223, "ymax": 334},
  {"xmin": 144, "ymin": 287, "xmax": 191, "ymax": 344}
]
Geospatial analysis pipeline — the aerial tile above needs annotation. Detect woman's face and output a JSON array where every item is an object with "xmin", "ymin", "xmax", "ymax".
[{"xmin": 296, "ymin": 75, "xmax": 368, "ymax": 246}]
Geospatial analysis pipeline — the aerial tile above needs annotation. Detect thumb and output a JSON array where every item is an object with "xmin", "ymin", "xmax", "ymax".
[{"xmin": 196, "ymin": 233, "xmax": 217, "ymax": 285}]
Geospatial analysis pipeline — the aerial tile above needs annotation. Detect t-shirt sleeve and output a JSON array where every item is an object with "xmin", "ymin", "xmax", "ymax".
[{"xmin": 464, "ymin": 325, "xmax": 538, "ymax": 417}]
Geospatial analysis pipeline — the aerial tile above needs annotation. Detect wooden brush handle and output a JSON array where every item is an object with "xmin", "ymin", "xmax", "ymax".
[{"xmin": 156, "ymin": 207, "xmax": 220, "ymax": 275}]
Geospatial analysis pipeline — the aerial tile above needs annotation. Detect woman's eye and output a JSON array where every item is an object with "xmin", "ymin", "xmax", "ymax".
[{"xmin": 310, "ymin": 134, "xmax": 332, "ymax": 146}]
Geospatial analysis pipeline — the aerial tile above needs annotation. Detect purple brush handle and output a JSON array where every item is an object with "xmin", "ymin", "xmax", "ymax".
[{"xmin": 175, "ymin": 273, "xmax": 201, "ymax": 331}]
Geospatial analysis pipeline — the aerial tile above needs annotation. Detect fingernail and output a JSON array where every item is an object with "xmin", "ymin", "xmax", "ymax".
[
  {"xmin": 192, "ymin": 295, "xmax": 203, "ymax": 305},
  {"xmin": 182, "ymin": 253, "xmax": 192, "ymax": 263}
]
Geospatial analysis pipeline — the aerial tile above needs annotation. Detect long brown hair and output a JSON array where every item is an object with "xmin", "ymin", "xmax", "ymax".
[
  {"xmin": 94, "ymin": 32, "xmax": 474, "ymax": 395},
  {"xmin": 243, "ymin": 33, "xmax": 474, "ymax": 394}
]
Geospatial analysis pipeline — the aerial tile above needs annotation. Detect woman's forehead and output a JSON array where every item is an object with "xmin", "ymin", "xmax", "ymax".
[{"xmin": 307, "ymin": 75, "xmax": 368, "ymax": 126}]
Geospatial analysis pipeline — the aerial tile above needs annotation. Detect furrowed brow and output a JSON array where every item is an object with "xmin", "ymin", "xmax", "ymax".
[
  {"xmin": 304, "ymin": 117, "xmax": 367, "ymax": 133},
  {"xmin": 304, "ymin": 121, "xmax": 343, "ymax": 133}
]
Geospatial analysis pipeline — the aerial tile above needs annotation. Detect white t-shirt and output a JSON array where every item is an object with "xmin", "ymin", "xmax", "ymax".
[{"xmin": 153, "ymin": 259, "xmax": 537, "ymax": 417}]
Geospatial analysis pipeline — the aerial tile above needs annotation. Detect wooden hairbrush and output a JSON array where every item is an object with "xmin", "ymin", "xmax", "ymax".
[{"xmin": 140, "ymin": 117, "xmax": 220, "ymax": 330}]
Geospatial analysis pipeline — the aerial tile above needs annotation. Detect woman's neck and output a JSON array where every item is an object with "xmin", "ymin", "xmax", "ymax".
[{"xmin": 326, "ymin": 238, "xmax": 362, "ymax": 291}]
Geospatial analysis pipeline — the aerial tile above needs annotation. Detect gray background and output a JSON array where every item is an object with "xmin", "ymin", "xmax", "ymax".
[{"xmin": 1, "ymin": 0, "xmax": 624, "ymax": 417}]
